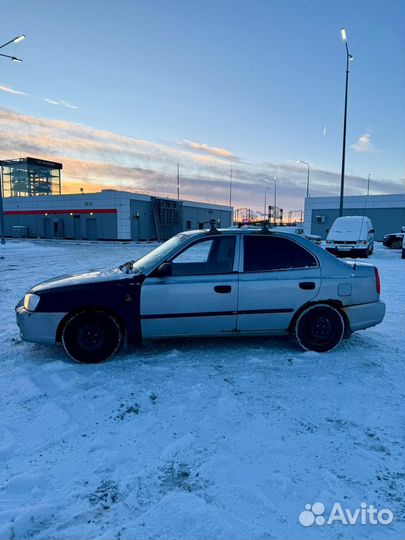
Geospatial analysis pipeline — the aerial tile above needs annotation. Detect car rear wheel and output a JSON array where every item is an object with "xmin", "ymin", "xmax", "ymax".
[
  {"xmin": 294, "ymin": 304, "xmax": 345, "ymax": 353},
  {"xmin": 391, "ymin": 239, "xmax": 402, "ymax": 249},
  {"xmin": 61, "ymin": 310, "xmax": 123, "ymax": 364}
]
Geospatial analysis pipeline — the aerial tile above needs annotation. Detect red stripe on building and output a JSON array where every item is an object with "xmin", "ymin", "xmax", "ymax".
[{"xmin": 4, "ymin": 209, "xmax": 117, "ymax": 216}]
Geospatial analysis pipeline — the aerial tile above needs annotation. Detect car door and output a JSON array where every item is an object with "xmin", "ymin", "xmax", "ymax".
[
  {"xmin": 237, "ymin": 234, "xmax": 321, "ymax": 332},
  {"xmin": 140, "ymin": 235, "xmax": 239, "ymax": 338}
]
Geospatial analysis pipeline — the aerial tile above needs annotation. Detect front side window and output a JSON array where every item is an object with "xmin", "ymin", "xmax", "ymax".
[
  {"xmin": 171, "ymin": 236, "xmax": 236, "ymax": 275},
  {"xmin": 244, "ymin": 235, "xmax": 317, "ymax": 272}
]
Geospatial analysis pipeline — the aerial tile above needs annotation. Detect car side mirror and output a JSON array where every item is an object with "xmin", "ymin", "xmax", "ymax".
[
  {"xmin": 325, "ymin": 228, "xmax": 330, "ymax": 233},
  {"xmin": 155, "ymin": 262, "xmax": 172, "ymax": 277},
  {"xmin": 369, "ymin": 229, "xmax": 375, "ymax": 234}
]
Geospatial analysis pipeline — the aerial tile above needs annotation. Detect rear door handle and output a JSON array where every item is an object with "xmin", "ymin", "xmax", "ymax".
[
  {"xmin": 299, "ymin": 282, "xmax": 316, "ymax": 290},
  {"xmin": 214, "ymin": 285, "xmax": 232, "ymax": 294}
]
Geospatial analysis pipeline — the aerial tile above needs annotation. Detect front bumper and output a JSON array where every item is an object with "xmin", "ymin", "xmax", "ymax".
[
  {"xmin": 343, "ymin": 301, "xmax": 386, "ymax": 332},
  {"xmin": 16, "ymin": 306, "xmax": 66, "ymax": 344}
]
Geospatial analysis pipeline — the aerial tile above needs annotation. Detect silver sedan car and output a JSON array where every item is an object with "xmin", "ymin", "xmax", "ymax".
[{"xmin": 16, "ymin": 225, "xmax": 385, "ymax": 363}]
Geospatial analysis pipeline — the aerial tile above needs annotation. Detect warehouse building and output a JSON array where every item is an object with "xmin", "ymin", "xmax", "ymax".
[
  {"xmin": 304, "ymin": 194, "xmax": 405, "ymax": 240},
  {"xmin": 0, "ymin": 156, "xmax": 233, "ymax": 241},
  {"xmin": 2, "ymin": 190, "xmax": 233, "ymax": 241}
]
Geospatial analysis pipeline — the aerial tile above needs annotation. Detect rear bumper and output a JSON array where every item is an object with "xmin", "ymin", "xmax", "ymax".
[
  {"xmin": 16, "ymin": 306, "xmax": 66, "ymax": 344},
  {"xmin": 343, "ymin": 301, "xmax": 386, "ymax": 332}
]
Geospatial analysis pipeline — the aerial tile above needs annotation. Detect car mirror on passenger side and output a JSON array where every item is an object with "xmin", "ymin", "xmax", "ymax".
[
  {"xmin": 155, "ymin": 262, "xmax": 172, "ymax": 277},
  {"xmin": 370, "ymin": 229, "xmax": 375, "ymax": 234}
]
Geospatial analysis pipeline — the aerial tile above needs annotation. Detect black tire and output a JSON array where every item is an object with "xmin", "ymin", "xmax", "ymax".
[
  {"xmin": 391, "ymin": 239, "xmax": 402, "ymax": 249},
  {"xmin": 61, "ymin": 310, "xmax": 123, "ymax": 364},
  {"xmin": 294, "ymin": 304, "xmax": 345, "ymax": 353}
]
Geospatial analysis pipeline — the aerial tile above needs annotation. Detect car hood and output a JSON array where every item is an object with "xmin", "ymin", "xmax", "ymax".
[{"xmin": 31, "ymin": 268, "xmax": 126, "ymax": 293}]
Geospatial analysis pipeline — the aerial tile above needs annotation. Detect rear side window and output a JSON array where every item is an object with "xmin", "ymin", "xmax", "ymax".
[{"xmin": 244, "ymin": 235, "xmax": 317, "ymax": 272}]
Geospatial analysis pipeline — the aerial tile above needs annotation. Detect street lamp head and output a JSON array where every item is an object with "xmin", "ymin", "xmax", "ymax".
[
  {"xmin": 12, "ymin": 57, "xmax": 23, "ymax": 63},
  {"xmin": 13, "ymin": 34, "xmax": 26, "ymax": 44},
  {"xmin": 349, "ymin": 54, "xmax": 354, "ymax": 61},
  {"xmin": 341, "ymin": 28, "xmax": 347, "ymax": 42}
]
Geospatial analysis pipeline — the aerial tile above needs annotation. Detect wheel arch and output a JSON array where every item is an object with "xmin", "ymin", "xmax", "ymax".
[
  {"xmin": 56, "ymin": 305, "xmax": 127, "ymax": 343},
  {"xmin": 289, "ymin": 299, "xmax": 351, "ymax": 338}
]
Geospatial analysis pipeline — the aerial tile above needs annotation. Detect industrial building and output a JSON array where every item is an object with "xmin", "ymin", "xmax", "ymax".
[
  {"xmin": 0, "ymin": 156, "xmax": 233, "ymax": 241},
  {"xmin": 304, "ymin": 194, "xmax": 405, "ymax": 240},
  {"xmin": 1, "ymin": 190, "xmax": 232, "ymax": 241}
]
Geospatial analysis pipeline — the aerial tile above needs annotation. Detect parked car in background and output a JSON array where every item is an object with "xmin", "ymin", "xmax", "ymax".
[
  {"xmin": 383, "ymin": 226, "xmax": 405, "ymax": 249},
  {"xmin": 402, "ymin": 234, "xmax": 405, "ymax": 259},
  {"xmin": 16, "ymin": 225, "xmax": 385, "ymax": 363},
  {"xmin": 325, "ymin": 216, "xmax": 374, "ymax": 258},
  {"xmin": 273, "ymin": 225, "xmax": 322, "ymax": 245},
  {"xmin": 383, "ymin": 232, "xmax": 404, "ymax": 249}
]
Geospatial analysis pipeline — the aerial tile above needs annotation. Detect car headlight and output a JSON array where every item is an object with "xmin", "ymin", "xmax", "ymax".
[{"xmin": 23, "ymin": 293, "xmax": 41, "ymax": 312}]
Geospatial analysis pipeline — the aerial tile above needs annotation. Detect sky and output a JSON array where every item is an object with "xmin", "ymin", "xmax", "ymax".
[{"xmin": 0, "ymin": 0, "xmax": 404, "ymax": 213}]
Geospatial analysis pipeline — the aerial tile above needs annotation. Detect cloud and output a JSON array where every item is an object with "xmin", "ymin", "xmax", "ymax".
[
  {"xmin": 43, "ymin": 98, "xmax": 78, "ymax": 109},
  {"xmin": 177, "ymin": 139, "xmax": 237, "ymax": 159},
  {"xmin": 0, "ymin": 83, "xmax": 78, "ymax": 109},
  {"xmin": 0, "ymin": 84, "xmax": 26, "ymax": 96},
  {"xmin": 0, "ymin": 107, "xmax": 402, "ymax": 211},
  {"xmin": 351, "ymin": 133, "xmax": 376, "ymax": 153}
]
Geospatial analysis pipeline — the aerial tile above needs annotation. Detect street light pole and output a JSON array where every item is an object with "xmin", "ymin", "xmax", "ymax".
[
  {"xmin": 264, "ymin": 187, "xmax": 272, "ymax": 221},
  {"xmin": 229, "ymin": 166, "xmax": 233, "ymax": 207},
  {"xmin": 264, "ymin": 177, "xmax": 277, "ymax": 224},
  {"xmin": 176, "ymin": 162, "xmax": 180, "ymax": 201},
  {"xmin": 0, "ymin": 166, "xmax": 5, "ymax": 245},
  {"xmin": 0, "ymin": 35, "xmax": 26, "ymax": 245},
  {"xmin": 339, "ymin": 28, "xmax": 353, "ymax": 217},
  {"xmin": 0, "ymin": 34, "xmax": 26, "ymax": 63},
  {"xmin": 298, "ymin": 160, "xmax": 310, "ymax": 198}
]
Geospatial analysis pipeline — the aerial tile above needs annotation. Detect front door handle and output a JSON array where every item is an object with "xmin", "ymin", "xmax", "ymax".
[
  {"xmin": 299, "ymin": 282, "xmax": 316, "ymax": 290},
  {"xmin": 214, "ymin": 285, "xmax": 232, "ymax": 294}
]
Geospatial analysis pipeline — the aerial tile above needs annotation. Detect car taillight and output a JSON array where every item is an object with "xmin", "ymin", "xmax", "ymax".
[{"xmin": 374, "ymin": 267, "xmax": 381, "ymax": 294}]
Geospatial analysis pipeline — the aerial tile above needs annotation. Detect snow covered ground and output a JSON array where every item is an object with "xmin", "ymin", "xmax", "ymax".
[{"xmin": 0, "ymin": 239, "xmax": 404, "ymax": 539}]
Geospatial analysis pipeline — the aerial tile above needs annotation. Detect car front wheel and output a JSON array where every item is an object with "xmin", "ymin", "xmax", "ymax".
[
  {"xmin": 294, "ymin": 304, "xmax": 345, "ymax": 353},
  {"xmin": 61, "ymin": 310, "xmax": 123, "ymax": 363}
]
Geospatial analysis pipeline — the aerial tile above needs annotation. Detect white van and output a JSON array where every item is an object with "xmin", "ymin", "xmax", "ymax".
[{"xmin": 325, "ymin": 216, "xmax": 374, "ymax": 258}]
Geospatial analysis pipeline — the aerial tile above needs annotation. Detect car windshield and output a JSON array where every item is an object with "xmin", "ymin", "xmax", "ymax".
[{"xmin": 127, "ymin": 234, "xmax": 190, "ymax": 274}]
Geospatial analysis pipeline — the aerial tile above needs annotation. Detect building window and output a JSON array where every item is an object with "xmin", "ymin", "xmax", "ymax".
[
  {"xmin": 316, "ymin": 215, "xmax": 326, "ymax": 224},
  {"xmin": 186, "ymin": 220, "xmax": 192, "ymax": 230}
]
